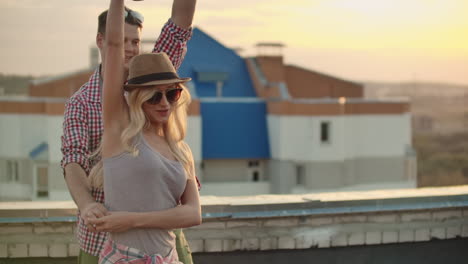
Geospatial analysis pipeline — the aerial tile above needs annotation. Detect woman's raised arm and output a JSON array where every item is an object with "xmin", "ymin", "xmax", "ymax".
[{"xmin": 102, "ymin": 0, "xmax": 128, "ymax": 157}]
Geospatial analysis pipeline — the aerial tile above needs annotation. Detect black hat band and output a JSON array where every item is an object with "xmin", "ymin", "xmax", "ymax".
[{"xmin": 127, "ymin": 72, "xmax": 180, "ymax": 85}]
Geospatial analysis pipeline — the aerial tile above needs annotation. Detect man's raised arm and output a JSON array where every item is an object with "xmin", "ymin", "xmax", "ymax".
[{"xmin": 171, "ymin": 0, "xmax": 197, "ymax": 29}]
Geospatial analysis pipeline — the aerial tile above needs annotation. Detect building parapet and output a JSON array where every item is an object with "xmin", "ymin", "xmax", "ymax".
[
  {"xmin": 0, "ymin": 96, "xmax": 66, "ymax": 103},
  {"xmin": 199, "ymin": 97, "xmax": 265, "ymax": 103},
  {"xmin": 0, "ymin": 97, "xmax": 200, "ymax": 116},
  {"xmin": 29, "ymin": 69, "xmax": 94, "ymax": 87},
  {"xmin": 267, "ymin": 100, "xmax": 409, "ymax": 116},
  {"xmin": 290, "ymin": 97, "xmax": 409, "ymax": 104},
  {"xmin": 195, "ymin": 97, "xmax": 409, "ymax": 105},
  {"xmin": 0, "ymin": 99, "xmax": 66, "ymax": 115},
  {"xmin": 2, "ymin": 185, "xmax": 467, "ymax": 222},
  {"xmin": 1, "ymin": 186, "xmax": 467, "ymax": 258}
]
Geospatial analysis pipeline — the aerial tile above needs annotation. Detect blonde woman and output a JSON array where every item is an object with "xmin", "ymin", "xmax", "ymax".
[{"xmin": 87, "ymin": 0, "xmax": 201, "ymax": 263}]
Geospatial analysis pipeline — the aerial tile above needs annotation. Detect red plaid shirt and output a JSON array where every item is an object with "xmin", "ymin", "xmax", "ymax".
[{"xmin": 61, "ymin": 19, "xmax": 193, "ymax": 257}]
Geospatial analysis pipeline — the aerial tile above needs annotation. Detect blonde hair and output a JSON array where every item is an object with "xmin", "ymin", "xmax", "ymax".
[{"xmin": 88, "ymin": 84, "xmax": 194, "ymax": 189}]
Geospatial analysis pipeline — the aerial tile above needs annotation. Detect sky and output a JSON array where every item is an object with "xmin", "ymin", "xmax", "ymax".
[{"xmin": 1, "ymin": 0, "xmax": 467, "ymax": 85}]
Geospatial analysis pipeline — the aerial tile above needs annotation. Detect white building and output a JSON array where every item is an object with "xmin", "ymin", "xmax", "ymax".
[{"xmin": 0, "ymin": 29, "xmax": 415, "ymax": 200}]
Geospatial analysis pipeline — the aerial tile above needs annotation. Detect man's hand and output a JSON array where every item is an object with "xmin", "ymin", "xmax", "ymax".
[
  {"xmin": 88, "ymin": 211, "xmax": 135, "ymax": 233},
  {"xmin": 81, "ymin": 202, "xmax": 108, "ymax": 232}
]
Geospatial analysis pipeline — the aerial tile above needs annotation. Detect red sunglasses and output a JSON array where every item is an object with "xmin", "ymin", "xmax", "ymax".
[{"xmin": 146, "ymin": 88, "xmax": 183, "ymax": 105}]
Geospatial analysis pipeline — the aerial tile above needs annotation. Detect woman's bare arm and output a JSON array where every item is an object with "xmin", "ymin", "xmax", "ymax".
[
  {"xmin": 89, "ymin": 150, "xmax": 202, "ymax": 231},
  {"xmin": 89, "ymin": 178, "xmax": 201, "ymax": 231},
  {"xmin": 102, "ymin": 0, "xmax": 128, "ymax": 158}
]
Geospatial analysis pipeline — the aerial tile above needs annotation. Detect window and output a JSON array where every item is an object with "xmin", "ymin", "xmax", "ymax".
[
  {"xmin": 6, "ymin": 160, "xmax": 19, "ymax": 182},
  {"xmin": 248, "ymin": 160, "xmax": 259, "ymax": 167},
  {"xmin": 248, "ymin": 160, "xmax": 261, "ymax": 181},
  {"xmin": 320, "ymin": 121, "xmax": 331, "ymax": 143},
  {"xmin": 252, "ymin": 171, "xmax": 259, "ymax": 182}
]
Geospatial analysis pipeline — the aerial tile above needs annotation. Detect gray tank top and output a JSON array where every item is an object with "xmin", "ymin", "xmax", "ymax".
[{"xmin": 103, "ymin": 133, "xmax": 187, "ymax": 256}]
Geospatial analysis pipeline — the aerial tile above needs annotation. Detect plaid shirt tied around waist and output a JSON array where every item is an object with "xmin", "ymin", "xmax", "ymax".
[{"xmin": 100, "ymin": 239, "xmax": 181, "ymax": 264}]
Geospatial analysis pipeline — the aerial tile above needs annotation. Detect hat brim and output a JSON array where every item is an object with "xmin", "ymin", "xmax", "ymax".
[{"xmin": 124, "ymin": 77, "xmax": 191, "ymax": 91}]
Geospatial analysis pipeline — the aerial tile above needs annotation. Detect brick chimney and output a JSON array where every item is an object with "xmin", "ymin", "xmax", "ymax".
[{"xmin": 255, "ymin": 42, "xmax": 286, "ymax": 83}]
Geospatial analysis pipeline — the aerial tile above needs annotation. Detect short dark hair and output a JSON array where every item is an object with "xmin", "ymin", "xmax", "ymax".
[{"xmin": 97, "ymin": 6, "xmax": 143, "ymax": 35}]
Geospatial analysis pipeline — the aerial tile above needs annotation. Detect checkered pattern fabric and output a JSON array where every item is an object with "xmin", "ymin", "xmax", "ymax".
[
  {"xmin": 61, "ymin": 19, "xmax": 193, "ymax": 257},
  {"xmin": 100, "ymin": 239, "xmax": 181, "ymax": 264}
]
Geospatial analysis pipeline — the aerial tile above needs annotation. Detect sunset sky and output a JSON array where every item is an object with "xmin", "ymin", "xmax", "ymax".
[{"xmin": 1, "ymin": 0, "xmax": 467, "ymax": 84}]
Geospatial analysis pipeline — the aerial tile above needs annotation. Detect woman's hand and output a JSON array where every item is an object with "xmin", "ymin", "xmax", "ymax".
[
  {"xmin": 88, "ymin": 211, "xmax": 135, "ymax": 233},
  {"xmin": 82, "ymin": 202, "xmax": 109, "ymax": 233}
]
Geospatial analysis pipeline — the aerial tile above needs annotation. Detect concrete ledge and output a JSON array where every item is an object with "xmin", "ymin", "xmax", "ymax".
[
  {"xmin": 2, "ymin": 185, "xmax": 468, "ymax": 223},
  {"xmin": 1, "ymin": 186, "xmax": 468, "ymax": 257}
]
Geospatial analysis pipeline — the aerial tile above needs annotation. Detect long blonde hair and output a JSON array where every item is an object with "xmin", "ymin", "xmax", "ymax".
[{"xmin": 88, "ymin": 84, "xmax": 194, "ymax": 189}]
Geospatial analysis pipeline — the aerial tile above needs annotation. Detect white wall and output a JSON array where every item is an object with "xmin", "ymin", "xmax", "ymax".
[
  {"xmin": 0, "ymin": 114, "xmax": 47, "ymax": 159},
  {"xmin": 47, "ymin": 116, "xmax": 64, "ymax": 163},
  {"xmin": 202, "ymin": 159, "xmax": 266, "ymax": 183},
  {"xmin": 0, "ymin": 183, "xmax": 31, "ymax": 200},
  {"xmin": 268, "ymin": 115, "xmax": 346, "ymax": 161},
  {"xmin": 344, "ymin": 114, "xmax": 412, "ymax": 158},
  {"xmin": 0, "ymin": 113, "xmax": 202, "ymax": 201},
  {"xmin": 199, "ymin": 182, "xmax": 271, "ymax": 196},
  {"xmin": 49, "ymin": 190, "xmax": 72, "ymax": 200},
  {"xmin": 268, "ymin": 113, "xmax": 411, "ymax": 162},
  {"xmin": 186, "ymin": 116, "xmax": 202, "ymax": 163},
  {"xmin": 1, "ymin": 114, "xmax": 202, "ymax": 163}
]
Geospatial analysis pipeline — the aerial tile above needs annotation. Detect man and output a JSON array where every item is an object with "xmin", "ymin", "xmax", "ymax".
[{"xmin": 61, "ymin": 1, "xmax": 197, "ymax": 263}]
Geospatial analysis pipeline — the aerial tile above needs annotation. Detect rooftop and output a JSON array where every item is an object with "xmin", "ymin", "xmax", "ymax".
[{"xmin": 2, "ymin": 185, "xmax": 467, "ymax": 222}]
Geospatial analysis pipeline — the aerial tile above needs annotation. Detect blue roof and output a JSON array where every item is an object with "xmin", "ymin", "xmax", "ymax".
[
  {"xmin": 179, "ymin": 28, "xmax": 257, "ymax": 98},
  {"xmin": 179, "ymin": 27, "xmax": 270, "ymax": 159},
  {"xmin": 29, "ymin": 142, "xmax": 48, "ymax": 159},
  {"xmin": 201, "ymin": 100, "xmax": 271, "ymax": 159}
]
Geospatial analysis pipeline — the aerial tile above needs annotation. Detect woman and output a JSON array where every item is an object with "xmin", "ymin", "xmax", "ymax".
[{"xmin": 88, "ymin": 0, "xmax": 201, "ymax": 263}]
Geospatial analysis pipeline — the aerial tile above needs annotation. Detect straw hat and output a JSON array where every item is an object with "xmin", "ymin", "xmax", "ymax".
[{"xmin": 124, "ymin": 52, "xmax": 191, "ymax": 91}]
